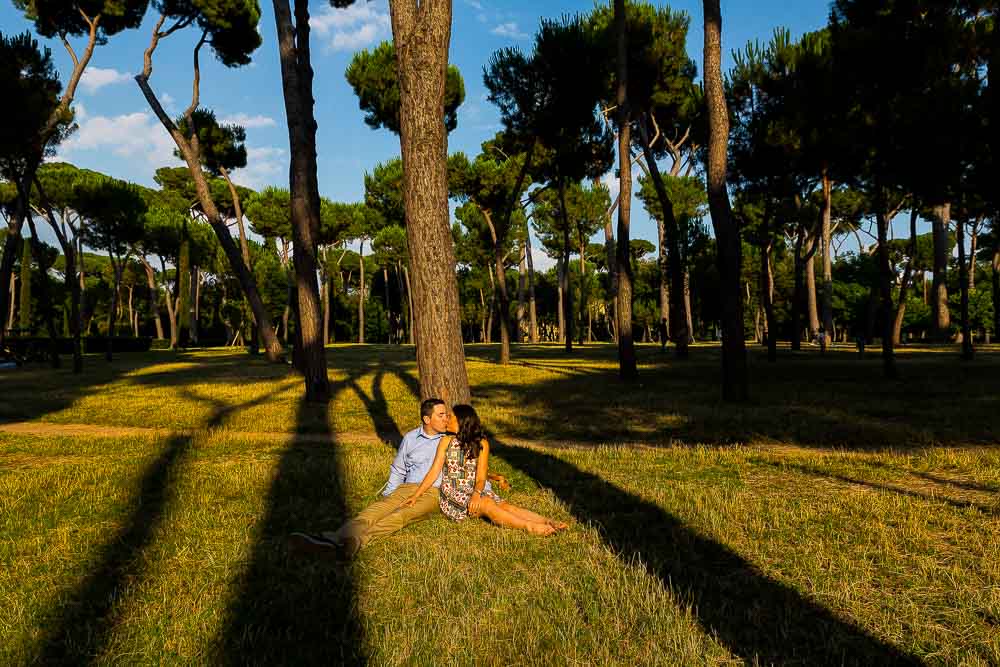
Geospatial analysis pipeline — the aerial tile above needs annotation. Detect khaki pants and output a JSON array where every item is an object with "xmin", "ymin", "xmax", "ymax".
[{"xmin": 323, "ymin": 483, "xmax": 439, "ymax": 550}]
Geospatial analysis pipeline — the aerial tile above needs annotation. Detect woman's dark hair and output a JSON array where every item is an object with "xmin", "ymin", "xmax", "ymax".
[{"xmin": 452, "ymin": 404, "xmax": 486, "ymax": 458}]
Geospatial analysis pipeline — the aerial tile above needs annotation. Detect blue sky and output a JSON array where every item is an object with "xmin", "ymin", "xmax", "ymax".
[{"xmin": 1, "ymin": 0, "xmax": 836, "ymax": 261}]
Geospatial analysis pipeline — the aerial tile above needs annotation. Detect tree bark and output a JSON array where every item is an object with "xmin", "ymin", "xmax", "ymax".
[
  {"xmin": 403, "ymin": 264, "xmax": 414, "ymax": 344},
  {"xmin": 614, "ymin": 0, "xmax": 637, "ymax": 378},
  {"xmin": 272, "ymin": 0, "xmax": 330, "ymax": 400},
  {"xmin": 390, "ymin": 0, "xmax": 470, "ymax": 403},
  {"xmin": 107, "ymin": 259, "xmax": 124, "ymax": 362},
  {"xmin": 992, "ymin": 244, "xmax": 1000, "ymax": 342},
  {"xmin": 578, "ymin": 237, "xmax": 587, "ymax": 345},
  {"xmin": 486, "ymin": 265, "xmax": 495, "ymax": 344},
  {"xmin": 820, "ymin": 169, "xmax": 834, "ymax": 349},
  {"xmin": 558, "ymin": 182, "xmax": 574, "ymax": 352},
  {"xmin": 135, "ymin": 24, "xmax": 283, "ymax": 362},
  {"xmin": 159, "ymin": 257, "xmax": 178, "ymax": 348},
  {"xmin": 806, "ymin": 244, "xmax": 819, "ymax": 341},
  {"xmin": 18, "ymin": 235, "xmax": 31, "ymax": 333},
  {"xmin": 957, "ymin": 217, "xmax": 973, "ymax": 360},
  {"xmin": 517, "ymin": 240, "xmax": 526, "ymax": 343},
  {"xmin": 141, "ymin": 258, "xmax": 165, "ymax": 340},
  {"xmin": 703, "ymin": 0, "xmax": 748, "ymax": 400},
  {"xmin": 556, "ymin": 258, "xmax": 565, "ymax": 343},
  {"xmin": 931, "ymin": 202, "xmax": 951, "ymax": 341}
]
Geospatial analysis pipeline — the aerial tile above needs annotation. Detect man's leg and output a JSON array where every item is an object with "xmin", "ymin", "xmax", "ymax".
[
  {"xmin": 345, "ymin": 484, "xmax": 439, "ymax": 550},
  {"xmin": 320, "ymin": 485, "xmax": 415, "ymax": 544}
]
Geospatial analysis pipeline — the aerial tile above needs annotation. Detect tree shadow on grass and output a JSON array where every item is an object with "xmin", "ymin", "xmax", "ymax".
[
  {"xmin": 490, "ymin": 438, "xmax": 922, "ymax": 665},
  {"xmin": 217, "ymin": 381, "xmax": 368, "ymax": 665},
  {"xmin": 762, "ymin": 461, "xmax": 1000, "ymax": 517},
  {"xmin": 31, "ymin": 387, "xmax": 282, "ymax": 665}
]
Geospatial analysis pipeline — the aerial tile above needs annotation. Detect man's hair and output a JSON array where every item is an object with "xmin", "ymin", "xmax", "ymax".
[{"xmin": 420, "ymin": 398, "xmax": 445, "ymax": 420}]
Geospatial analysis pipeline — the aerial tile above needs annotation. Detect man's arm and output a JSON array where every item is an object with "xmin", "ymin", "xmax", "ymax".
[{"xmin": 383, "ymin": 438, "xmax": 410, "ymax": 496}]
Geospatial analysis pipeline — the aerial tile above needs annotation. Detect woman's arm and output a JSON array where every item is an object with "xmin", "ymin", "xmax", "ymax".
[
  {"xmin": 401, "ymin": 436, "xmax": 451, "ymax": 506},
  {"xmin": 468, "ymin": 439, "xmax": 490, "ymax": 517}
]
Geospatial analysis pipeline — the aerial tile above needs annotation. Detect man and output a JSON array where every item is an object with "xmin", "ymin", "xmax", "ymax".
[{"xmin": 289, "ymin": 398, "xmax": 452, "ymax": 558}]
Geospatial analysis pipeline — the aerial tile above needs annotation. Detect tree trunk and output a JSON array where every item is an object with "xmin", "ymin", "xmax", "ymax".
[
  {"xmin": 614, "ymin": 0, "xmax": 637, "ymax": 378},
  {"xmin": 525, "ymin": 227, "xmax": 538, "ymax": 342},
  {"xmin": 556, "ymin": 259, "xmax": 565, "ymax": 344},
  {"xmin": 135, "ymin": 43, "xmax": 283, "ymax": 362},
  {"xmin": 0, "ymin": 205, "xmax": 26, "ymax": 349},
  {"xmin": 18, "ymin": 238, "xmax": 31, "ymax": 333},
  {"xmin": 684, "ymin": 270, "xmax": 694, "ymax": 343},
  {"xmin": 190, "ymin": 266, "xmax": 199, "ymax": 344},
  {"xmin": 322, "ymin": 277, "xmax": 329, "ymax": 345},
  {"xmin": 875, "ymin": 197, "xmax": 898, "ymax": 379},
  {"xmin": 6, "ymin": 273, "xmax": 16, "ymax": 333},
  {"xmin": 271, "ymin": 0, "xmax": 330, "ymax": 401},
  {"xmin": 703, "ymin": 0, "xmax": 748, "ymax": 401},
  {"xmin": 482, "ymin": 208, "xmax": 512, "ymax": 363},
  {"xmin": 107, "ymin": 260, "xmax": 123, "ymax": 362},
  {"xmin": 357, "ymin": 241, "xmax": 366, "ymax": 343},
  {"xmin": 957, "ymin": 217, "xmax": 973, "ymax": 360},
  {"xmin": 931, "ymin": 202, "xmax": 951, "ymax": 341},
  {"xmin": 806, "ymin": 245, "xmax": 819, "ymax": 342},
  {"xmin": 517, "ymin": 240, "xmax": 526, "ymax": 343},
  {"xmin": 403, "ymin": 264, "xmax": 414, "ymax": 344},
  {"xmin": 557, "ymin": 183, "xmax": 574, "ymax": 352},
  {"xmin": 892, "ymin": 209, "xmax": 918, "ymax": 346},
  {"xmin": 658, "ymin": 216, "xmax": 670, "ymax": 341},
  {"xmin": 992, "ymin": 245, "xmax": 1000, "ymax": 342},
  {"xmin": 486, "ymin": 265, "xmax": 495, "ymax": 344},
  {"xmin": 640, "ymin": 116, "xmax": 688, "ymax": 358},
  {"xmin": 142, "ymin": 258, "xmax": 165, "ymax": 340},
  {"xmin": 969, "ymin": 222, "xmax": 978, "ymax": 291},
  {"xmin": 760, "ymin": 220, "xmax": 777, "ymax": 362},
  {"xmin": 791, "ymin": 225, "xmax": 805, "ymax": 351},
  {"xmin": 820, "ymin": 169, "xmax": 834, "ymax": 347},
  {"xmin": 478, "ymin": 287, "xmax": 486, "ymax": 342},
  {"xmin": 160, "ymin": 257, "xmax": 178, "ymax": 348},
  {"xmin": 578, "ymin": 237, "xmax": 587, "ymax": 345},
  {"xmin": 390, "ymin": 0, "xmax": 470, "ymax": 403}
]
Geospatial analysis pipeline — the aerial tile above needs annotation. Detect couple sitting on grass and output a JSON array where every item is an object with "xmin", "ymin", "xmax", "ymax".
[{"xmin": 290, "ymin": 398, "xmax": 567, "ymax": 558}]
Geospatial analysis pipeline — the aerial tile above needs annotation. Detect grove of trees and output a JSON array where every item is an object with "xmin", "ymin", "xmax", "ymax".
[{"xmin": 2, "ymin": 0, "xmax": 997, "ymax": 403}]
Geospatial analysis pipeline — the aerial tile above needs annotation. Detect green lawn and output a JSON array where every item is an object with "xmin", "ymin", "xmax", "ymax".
[{"xmin": 1, "ymin": 343, "xmax": 998, "ymax": 664}]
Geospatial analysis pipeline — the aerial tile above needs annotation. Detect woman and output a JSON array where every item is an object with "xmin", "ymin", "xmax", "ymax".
[{"xmin": 401, "ymin": 404, "xmax": 567, "ymax": 535}]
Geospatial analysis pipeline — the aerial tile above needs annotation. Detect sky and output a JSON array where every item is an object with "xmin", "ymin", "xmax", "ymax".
[{"xmin": 0, "ymin": 0, "xmax": 837, "ymax": 265}]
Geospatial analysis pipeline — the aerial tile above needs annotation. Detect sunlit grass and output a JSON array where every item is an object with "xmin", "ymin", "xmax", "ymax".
[{"xmin": 1, "ymin": 344, "xmax": 999, "ymax": 663}]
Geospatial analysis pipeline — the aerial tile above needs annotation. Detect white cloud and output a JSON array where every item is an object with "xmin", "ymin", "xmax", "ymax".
[
  {"xmin": 80, "ymin": 67, "xmax": 132, "ymax": 94},
  {"xmin": 311, "ymin": 2, "xmax": 390, "ymax": 52},
  {"xmin": 462, "ymin": 0, "xmax": 484, "ymax": 9},
  {"xmin": 230, "ymin": 146, "xmax": 287, "ymax": 190},
  {"xmin": 57, "ymin": 110, "xmax": 179, "ymax": 169},
  {"xmin": 220, "ymin": 113, "xmax": 277, "ymax": 129},
  {"xmin": 161, "ymin": 92, "xmax": 177, "ymax": 112},
  {"xmin": 491, "ymin": 22, "xmax": 528, "ymax": 39}
]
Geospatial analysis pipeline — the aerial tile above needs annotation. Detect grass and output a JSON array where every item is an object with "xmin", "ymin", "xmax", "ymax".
[{"xmin": 1, "ymin": 342, "xmax": 999, "ymax": 664}]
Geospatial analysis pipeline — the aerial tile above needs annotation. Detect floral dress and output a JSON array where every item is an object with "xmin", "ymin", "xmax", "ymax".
[{"xmin": 439, "ymin": 437, "xmax": 503, "ymax": 522}]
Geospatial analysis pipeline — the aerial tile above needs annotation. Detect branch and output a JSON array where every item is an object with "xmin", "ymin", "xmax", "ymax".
[
  {"xmin": 141, "ymin": 15, "xmax": 168, "ymax": 79},
  {"xmin": 60, "ymin": 33, "xmax": 79, "ymax": 69},
  {"xmin": 183, "ymin": 31, "xmax": 209, "ymax": 123}
]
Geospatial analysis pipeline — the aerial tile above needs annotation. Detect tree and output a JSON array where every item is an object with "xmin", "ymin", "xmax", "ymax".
[
  {"xmin": 449, "ymin": 145, "xmax": 533, "ymax": 364},
  {"xmin": 76, "ymin": 177, "xmax": 147, "ymax": 361},
  {"xmin": 380, "ymin": 0, "xmax": 471, "ymax": 403},
  {"xmin": 590, "ymin": 1, "xmax": 700, "ymax": 359},
  {"xmin": 0, "ymin": 31, "xmax": 66, "ymax": 350},
  {"xmin": 485, "ymin": 17, "xmax": 614, "ymax": 354},
  {"xmin": 346, "ymin": 39, "xmax": 465, "ymax": 135},
  {"xmin": 133, "ymin": 0, "xmax": 285, "ymax": 363},
  {"xmin": 703, "ymin": 0, "xmax": 749, "ymax": 401},
  {"xmin": 2, "ymin": 1, "xmax": 146, "ymax": 349},
  {"xmin": 30, "ymin": 162, "xmax": 102, "ymax": 371}
]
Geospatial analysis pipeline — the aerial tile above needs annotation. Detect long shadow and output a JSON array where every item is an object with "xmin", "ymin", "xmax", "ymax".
[
  {"xmin": 910, "ymin": 470, "xmax": 999, "ymax": 494},
  {"xmin": 490, "ymin": 438, "xmax": 922, "ymax": 665},
  {"xmin": 32, "ymin": 388, "xmax": 281, "ymax": 664},
  {"xmin": 217, "ymin": 383, "xmax": 365, "ymax": 664},
  {"xmin": 766, "ymin": 462, "xmax": 1000, "ymax": 517}
]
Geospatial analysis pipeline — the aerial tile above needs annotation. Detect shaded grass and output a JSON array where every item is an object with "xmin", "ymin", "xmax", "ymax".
[{"xmin": 2, "ymin": 343, "xmax": 998, "ymax": 450}]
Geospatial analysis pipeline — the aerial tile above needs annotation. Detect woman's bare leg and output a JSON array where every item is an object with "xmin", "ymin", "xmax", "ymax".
[
  {"xmin": 473, "ymin": 497, "xmax": 555, "ymax": 535},
  {"xmin": 501, "ymin": 503, "xmax": 568, "ymax": 530}
]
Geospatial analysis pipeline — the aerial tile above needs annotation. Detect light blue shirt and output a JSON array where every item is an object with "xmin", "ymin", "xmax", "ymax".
[{"xmin": 383, "ymin": 426, "xmax": 493, "ymax": 496}]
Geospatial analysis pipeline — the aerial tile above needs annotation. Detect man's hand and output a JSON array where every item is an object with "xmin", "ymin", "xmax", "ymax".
[{"xmin": 400, "ymin": 495, "xmax": 418, "ymax": 508}]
